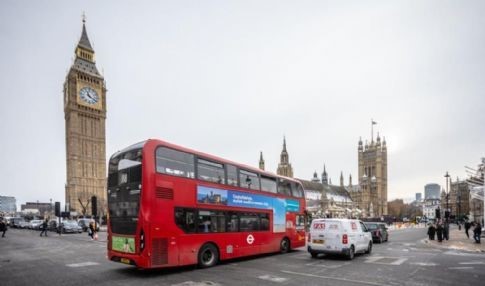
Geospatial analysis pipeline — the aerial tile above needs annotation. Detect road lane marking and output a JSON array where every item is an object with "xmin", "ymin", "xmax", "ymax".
[
  {"xmin": 410, "ymin": 262, "xmax": 438, "ymax": 266},
  {"xmin": 444, "ymin": 251, "xmax": 485, "ymax": 257},
  {"xmin": 365, "ymin": 256, "xmax": 408, "ymax": 265},
  {"xmin": 448, "ymin": 267, "xmax": 474, "ymax": 270},
  {"xmin": 281, "ymin": 270, "xmax": 388, "ymax": 286},
  {"xmin": 459, "ymin": 261, "xmax": 485, "ymax": 265},
  {"xmin": 258, "ymin": 275, "xmax": 288, "ymax": 283},
  {"xmin": 171, "ymin": 282, "xmax": 221, "ymax": 286},
  {"xmin": 305, "ymin": 262, "xmax": 350, "ymax": 269},
  {"xmin": 66, "ymin": 261, "xmax": 99, "ymax": 267}
]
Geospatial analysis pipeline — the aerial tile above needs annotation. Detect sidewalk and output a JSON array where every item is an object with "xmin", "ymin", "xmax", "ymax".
[{"xmin": 423, "ymin": 227, "xmax": 485, "ymax": 253}]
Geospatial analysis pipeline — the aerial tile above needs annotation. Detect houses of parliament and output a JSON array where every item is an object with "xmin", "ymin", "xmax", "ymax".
[
  {"xmin": 62, "ymin": 20, "xmax": 387, "ymax": 219},
  {"xmin": 261, "ymin": 135, "xmax": 388, "ymax": 219}
]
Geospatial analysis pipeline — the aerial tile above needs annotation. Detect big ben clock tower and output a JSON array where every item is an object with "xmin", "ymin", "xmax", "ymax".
[{"xmin": 64, "ymin": 18, "xmax": 107, "ymax": 216}]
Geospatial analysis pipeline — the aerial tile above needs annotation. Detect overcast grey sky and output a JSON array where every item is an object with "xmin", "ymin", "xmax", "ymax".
[{"xmin": 1, "ymin": 1, "xmax": 484, "ymax": 208}]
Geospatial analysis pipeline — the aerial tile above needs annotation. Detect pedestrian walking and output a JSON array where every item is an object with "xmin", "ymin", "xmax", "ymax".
[
  {"xmin": 436, "ymin": 222, "xmax": 443, "ymax": 242},
  {"xmin": 443, "ymin": 222, "xmax": 449, "ymax": 241},
  {"xmin": 39, "ymin": 219, "xmax": 48, "ymax": 237},
  {"xmin": 0, "ymin": 218, "xmax": 7, "ymax": 238},
  {"xmin": 427, "ymin": 223, "xmax": 436, "ymax": 240},
  {"xmin": 473, "ymin": 222, "xmax": 482, "ymax": 244},
  {"xmin": 465, "ymin": 221, "xmax": 471, "ymax": 238},
  {"xmin": 89, "ymin": 220, "xmax": 98, "ymax": 240}
]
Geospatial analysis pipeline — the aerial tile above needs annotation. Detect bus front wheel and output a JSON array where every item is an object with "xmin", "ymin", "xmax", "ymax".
[
  {"xmin": 198, "ymin": 243, "xmax": 219, "ymax": 268},
  {"xmin": 280, "ymin": 238, "xmax": 290, "ymax": 253}
]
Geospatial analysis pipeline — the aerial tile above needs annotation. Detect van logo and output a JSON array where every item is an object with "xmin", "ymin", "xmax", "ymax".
[
  {"xmin": 313, "ymin": 223, "xmax": 325, "ymax": 230},
  {"xmin": 247, "ymin": 234, "xmax": 255, "ymax": 244}
]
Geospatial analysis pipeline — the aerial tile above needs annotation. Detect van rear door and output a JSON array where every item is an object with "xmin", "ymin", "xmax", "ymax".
[
  {"xmin": 312, "ymin": 220, "xmax": 342, "ymax": 250},
  {"xmin": 323, "ymin": 220, "xmax": 343, "ymax": 250}
]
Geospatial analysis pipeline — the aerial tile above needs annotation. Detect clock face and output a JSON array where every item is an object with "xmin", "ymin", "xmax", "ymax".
[{"xmin": 79, "ymin": 86, "xmax": 99, "ymax": 105}]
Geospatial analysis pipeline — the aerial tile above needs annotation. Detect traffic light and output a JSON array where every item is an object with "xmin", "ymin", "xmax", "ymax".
[
  {"xmin": 55, "ymin": 202, "xmax": 61, "ymax": 217},
  {"xmin": 91, "ymin": 196, "xmax": 97, "ymax": 217},
  {"xmin": 435, "ymin": 208, "xmax": 441, "ymax": 219},
  {"xmin": 445, "ymin": 210, "xmax": 450, "ymax": 219}
]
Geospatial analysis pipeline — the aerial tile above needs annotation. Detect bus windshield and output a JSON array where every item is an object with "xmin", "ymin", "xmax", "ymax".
[{"xmin": 107, "ymin": 145, "xmax": 143, "ymax": 235}]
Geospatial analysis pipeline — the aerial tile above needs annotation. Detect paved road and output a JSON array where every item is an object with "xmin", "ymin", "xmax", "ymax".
[{"xmin": 1, "ymin": 227, "xmax": 484, "ymax": 286}]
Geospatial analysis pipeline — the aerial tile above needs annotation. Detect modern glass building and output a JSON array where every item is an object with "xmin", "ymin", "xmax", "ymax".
[
  {"xmin": 0, "ymin": 196, "xmax": 17, "ymax": 213},
  {"xmin": 424, "ymin": 183, "xmax": 441, "ymax": 199}
]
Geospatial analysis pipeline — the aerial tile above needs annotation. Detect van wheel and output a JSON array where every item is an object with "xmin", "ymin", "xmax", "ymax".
[
  {"xmin": 347, "ymin": 246, "xmax": 355, "ymax": 260},
  {"xmin": 280, "ymin": 238, "xmax": 290, "ymax": 253},
  {"xmin": 310, "ymin": 251, "xmax": 318, "ymax": 258},
  {"xmin": 366, "ymin": 242, "xmax": 372, "ymax": 254},
  {"xmin": 198, "ymin": 243, "xmax": 219, "ymax": 268}
]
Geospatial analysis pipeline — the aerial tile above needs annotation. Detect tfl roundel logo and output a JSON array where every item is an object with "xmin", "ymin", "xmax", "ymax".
[{"xmin": 246, "ymin": 234, "xmax": 255, "ymax": 244}]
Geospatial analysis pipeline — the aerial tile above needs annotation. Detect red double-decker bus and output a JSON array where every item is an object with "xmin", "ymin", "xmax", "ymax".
[{"xmin": 107, "ymin": 139, "xmax": 306, "ymax": 269}]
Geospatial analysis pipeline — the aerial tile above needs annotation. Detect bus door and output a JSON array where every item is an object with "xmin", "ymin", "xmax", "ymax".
[{"xmin": 238, "ymin": 214, "xmax": 262, "ymax": 255}]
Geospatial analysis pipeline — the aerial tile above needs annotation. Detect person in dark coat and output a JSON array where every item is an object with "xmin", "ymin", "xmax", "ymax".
[
  {"xmin": 427, "ymin": 223, "xmax": 436, "ymax": 240},
  {"xmin": 473, "ymin": 222, "xmax": 482, "ymax": 244},
  {"xmin": 0, "ymin": 218, "xmax": 7, "ymax": 238},
  {"xmin": 436, "ymin": 223, "xmax": 443, "ymax": 242},
  {"xmin": 465, "ymin": 221, "xmax": 471, "ymax": 238},
  {"xmin": 39, "ymin": 219, "xmax": 48, "ymax": 237},
  {"xmin": 443, "ymin": 222, "xmax": 449, "ymax": 241}
]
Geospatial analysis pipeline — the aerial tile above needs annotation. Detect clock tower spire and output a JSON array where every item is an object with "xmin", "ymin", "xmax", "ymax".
[{"xmin": 64, "ymin": 17, "xmax": 107, "ymax": 216}]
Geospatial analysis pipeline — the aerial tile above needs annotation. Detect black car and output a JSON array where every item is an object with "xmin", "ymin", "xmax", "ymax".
[{"xmin": 364, "ymin": 222, "xmax": 389, "ymax": 243}]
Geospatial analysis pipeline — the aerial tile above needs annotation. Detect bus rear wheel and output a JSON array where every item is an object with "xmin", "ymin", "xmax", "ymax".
[
  {"xmin": 280, "ymin": 238, "xmax": 290, "ymax": 253},
  {"xmin": 198, "ymin": 243, "xmax": 219, "ymax": 268}
]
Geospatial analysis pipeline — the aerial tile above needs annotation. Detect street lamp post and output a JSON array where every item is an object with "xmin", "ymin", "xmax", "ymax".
[
  {"xmin": 457, "ymin": 193, "xmax": 461, "ymax": 222},
  {"xmin": 444, "ymin": 171, "xmax": 450, "ymax": 222}
]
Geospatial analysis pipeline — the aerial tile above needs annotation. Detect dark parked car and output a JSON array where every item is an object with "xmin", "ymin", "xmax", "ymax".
[
  {"xmin": 78, "ymin": 219, "xmax": 99, "ymax": 232},
  {"xmin": 60, "ymin": 220, "xmax": 83, "ymax": 233},
  {"xmin": 47, "ymin": 219, "xmax": 59, "ymax": 231},
  {"xmin": 9, "ymin": 217, "xmax": 26, "ymax": 228},
  {"xmin": 48, "ymin": 220, "xmax": 82, "ymax": 233},
  {"xmin": 364, "ymin": 222, "xmax": 389, "ymax": 243}
]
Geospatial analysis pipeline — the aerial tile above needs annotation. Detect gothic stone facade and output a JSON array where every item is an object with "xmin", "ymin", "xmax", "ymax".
[
  {"xmin": 350, "ymin": 135, "xmax": 388, "ymax": 218},
  {"xmin": 64, "ymin": 21, "xmax": 107, "ymax": 216},
  {"xmin": 276, "ymin": 137, "xmax": 294, "ymax": 178}
]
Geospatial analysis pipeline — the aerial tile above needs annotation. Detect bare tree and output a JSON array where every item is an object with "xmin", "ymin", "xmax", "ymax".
[{"xmin": 78, "ymin": 198, "xmax": 90, "ymax": 216}]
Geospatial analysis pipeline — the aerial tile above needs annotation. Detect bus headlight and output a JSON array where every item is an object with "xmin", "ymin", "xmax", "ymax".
[{"xmin": 140, "ymin": 229, "xmax": 145, "ymax": 252}]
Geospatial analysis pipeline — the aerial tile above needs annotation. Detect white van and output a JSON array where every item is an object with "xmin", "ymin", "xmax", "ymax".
[{"xmin": 307, "ymin": 218, "xmax": 372, "ymax": 260}]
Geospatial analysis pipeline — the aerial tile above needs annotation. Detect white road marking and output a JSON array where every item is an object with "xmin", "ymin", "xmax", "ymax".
[
  {"xmin": 459, "ymin": 261, "xmax": 485, "ymax": 265},
  {"xmin": 66, "ymin": 261, "xmax": 99, "ymax": 267},
  {"xmin": 410, "ymin": 262, "xmax": 438, "ymax": 266},
  {"xmin": 305, "ymin": 262, "xmax": 350, "ymax": 269},
  {"xmin": 448, "ymin": 267, "xmax": 474, "ymax": 270},
  {"xmin": 444, "ymin": 251, "xmax": 485, "ymax": 257},
  {"xmin": 292, "ymin": 253, "xmax": 312, "ymax": 260},
  {"xmin": 281, "ymin": 270, "xmax": 387, "ymax": 286},
  {"xmin": 171, "ymin": 282, "xmax": 221, "ymax": 286},
  {"xmin": 258, "ymin": 275, "xmax": 288, "ymax": 283},
  {"xmin": 365, "ymin": 256, "xmax": 408, "ymax": 265}
]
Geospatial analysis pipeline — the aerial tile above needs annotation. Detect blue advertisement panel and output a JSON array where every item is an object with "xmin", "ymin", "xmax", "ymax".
[
  {"xmin": 285, "ymin": 199, "xmax": 300, "ymax": 212},
  {"xmin": 227, "ymin": 191, "xmax": 272, "ymax": 209},
  {"xmin": 197, "ymin": 186, "xmax": 300, "ymax": 233}
]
